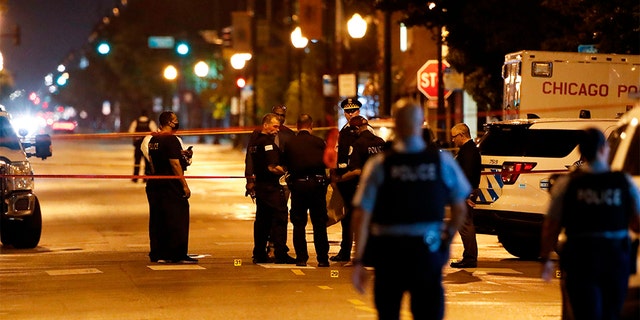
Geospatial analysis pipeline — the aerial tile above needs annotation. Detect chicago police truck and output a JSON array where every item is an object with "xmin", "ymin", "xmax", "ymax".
[{"xmin": 502, "ymin": 50, "xmax": 640, "ymax": 119}]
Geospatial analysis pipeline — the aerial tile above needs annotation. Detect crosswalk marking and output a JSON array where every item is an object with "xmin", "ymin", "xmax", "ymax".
[
  {"xmin": 46, "ymin": 268, "xmax": 103, "ymax": 276},
  {"xmin": 147, "ymin": 265, "xmax": 205, "ymax": 271}
]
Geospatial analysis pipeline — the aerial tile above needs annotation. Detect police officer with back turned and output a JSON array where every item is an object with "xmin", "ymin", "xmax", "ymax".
[
  {"xmin": 540, "ymin": 127, "xmax": 640, "ymax": 320},
  {"xmin": 283, "ymin": 114, "xmax": 330, "ymax": 267},
  {"xmin": 351, "ymin": 100, "xmax": 470, "ymax": 319}
]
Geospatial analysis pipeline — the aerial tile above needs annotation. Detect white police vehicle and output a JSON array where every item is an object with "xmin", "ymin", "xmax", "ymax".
[
  {"xmin": 608, "ymin": 104, "xmax": 640, "ymax": 319},
  {"xmin": 0, "ymin": 108, "xmax": 51, "ymax": 248},
  {"xmin": 475, "ymin": 117, "xmax": 618, "ymax": 259}
]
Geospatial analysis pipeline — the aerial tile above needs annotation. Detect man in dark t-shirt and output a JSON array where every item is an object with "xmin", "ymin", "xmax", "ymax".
[{"xmin": 146, "ymin": 111, "xmax": 196, "ymax": 264}]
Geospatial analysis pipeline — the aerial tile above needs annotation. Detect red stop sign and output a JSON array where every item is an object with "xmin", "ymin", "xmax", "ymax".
[{"xmin": 417, "ymin": 60, "xmax": 451, "ymax": 100}]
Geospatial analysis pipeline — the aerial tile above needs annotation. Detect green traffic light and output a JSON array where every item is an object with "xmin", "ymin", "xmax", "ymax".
[
  {"xmin": 176, "ymin": 42, "xmax": 190, "ymax": 56},
  {"xmin": 97, "ymin": 42, "xmax": 111, "ymax": 55}
]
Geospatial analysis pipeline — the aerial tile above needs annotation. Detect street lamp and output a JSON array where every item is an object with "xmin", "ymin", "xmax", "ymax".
[
  {"xmin": 193, "ymin": 61, "xmax": 209, "ymax": 78},
  {"xmin": 347, "ymin": 14, "xmax": 367, "ymax": 39},
  {"xmin": 347, "ymin": 13, "xmax": 367, "ymax": 99},
  {"xmin": 290, "ymin": 26, "xmax": 308, "ymax": 110}
]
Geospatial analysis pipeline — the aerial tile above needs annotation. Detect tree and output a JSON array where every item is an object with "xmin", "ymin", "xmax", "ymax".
[{"xmin": 373, "ymin": 0, "xmax": 640, "ymax": 117}]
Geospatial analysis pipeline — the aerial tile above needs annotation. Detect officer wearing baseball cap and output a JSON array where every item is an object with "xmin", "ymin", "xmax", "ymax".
[
  {"xmin": 337, "ymin": 115, "xmax": 385, "ymax": 185},
  {"xmin": 330, "ymin": 97, "xmax": 363, "ymax": 262}
]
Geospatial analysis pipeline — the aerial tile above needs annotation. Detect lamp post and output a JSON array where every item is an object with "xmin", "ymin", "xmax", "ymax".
[
  {"xmin": 290, "ymin": 27, "xmax": 308, "ymax": 110},
  {"xmin": 347, "ymin": 13, "xmax": 367, "ymax": 98}
]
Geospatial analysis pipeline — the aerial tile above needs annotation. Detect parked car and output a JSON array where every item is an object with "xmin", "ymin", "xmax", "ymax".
[
  {"xmin": 0, "ymin": 108, "xmax": 52, "ymax": 248},
  {"xmin": 474, "ymin": 117, "xmax": 618, "ymax": 259}
]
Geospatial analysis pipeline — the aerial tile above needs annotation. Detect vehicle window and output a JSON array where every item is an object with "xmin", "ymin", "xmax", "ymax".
[
  {"xmin": 609, "ymin": 123, "xmax": 640, "ymax": 175},
  {"xmin": 623, "ymin": 128, "xmax": 640, "ymax": 175},
  {"xmin": 0, "ymin": 117, "xmax": 23, "ymax": 150},
  {"xmin": 479, "ymin": 126, "xmax": 582, "ymax": 158}
]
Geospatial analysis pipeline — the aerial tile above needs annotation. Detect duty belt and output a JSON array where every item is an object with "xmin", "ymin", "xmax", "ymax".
[{"xmin": 370, "ymin": 221, "xmax": 443, "ymax": 252}]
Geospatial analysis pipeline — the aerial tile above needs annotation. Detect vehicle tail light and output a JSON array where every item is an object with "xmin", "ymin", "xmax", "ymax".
[{"xmin": 501, "ymin": 162, "xmax": 537, "ymax": 184}]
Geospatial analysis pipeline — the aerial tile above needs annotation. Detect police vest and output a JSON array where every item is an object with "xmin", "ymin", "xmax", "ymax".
[
  {"xmin": 135, "ymin": 118, "xmax": 150, "ymax": 132},
  {"xmin": 351, "ymin": 131, "xmax": 385, "ymax": 169},
  {"xmin": 372, "ymin": 149, "xmax": 447, "ymax": 225},
  {"xmin": 562, "ymin": 171, "xmax": 632, "ymax": 237}
]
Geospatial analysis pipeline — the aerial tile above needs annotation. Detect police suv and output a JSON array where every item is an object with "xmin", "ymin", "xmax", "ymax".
[
  {"xmin": 474, "ymin": 117, "xmax": 618, "ymax": 259},
  {"xmin": 0, "ymin": 108, "xmax": 51, "ymax": 248},
  {"xmin": 609, "ymin": 104, "xmax": 640, "ymax": 319}
]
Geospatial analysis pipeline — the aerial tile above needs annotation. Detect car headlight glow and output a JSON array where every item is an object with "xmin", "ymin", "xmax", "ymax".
[{"xmin": 6, "ymin": 161, "xmax": 34, "ymax": 191}]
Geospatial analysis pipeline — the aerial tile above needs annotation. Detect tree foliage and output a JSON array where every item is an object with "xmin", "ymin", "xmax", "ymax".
[{"xmin": 373, "ymin": 0, "xmax": 640, "ymax": 114}]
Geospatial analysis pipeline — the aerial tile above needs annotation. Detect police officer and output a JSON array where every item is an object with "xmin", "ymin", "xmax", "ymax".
[
  {"xmin": 129, "ymin": 109, "xmax": 158, "ymax": 182},
  {"xmin": 283, "ymin": 114, "xmax": 330, "ymax": 267},
  {"xmin": 245, "ymin": 113, "xmax": 296, "ymax": 264},
  {"xmin": 330, "ymin": 97, "xmax": 362, "ymax": 262},
  {"xmin": 272, "ymin": 105, "xmax": 295, "ymax": 154},
  {"xmin": 337, "ymin": 115, "xmax": 385, "ymax": 183},
  {"xmin": 351, "ymin": 101, "xmax": 470, "ymax": 319},
  {"xmin": 540, "ymin": 128, "xmax": 640, "ymax": 320},
  {"xmin": 146, "ymin": 111, "xmax": 196, "ymax": 264}
]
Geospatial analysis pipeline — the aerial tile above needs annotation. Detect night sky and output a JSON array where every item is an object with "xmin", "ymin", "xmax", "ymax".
[{"xmin": 1, "ymin": 0, "xmax": 116, "ymax": 92}]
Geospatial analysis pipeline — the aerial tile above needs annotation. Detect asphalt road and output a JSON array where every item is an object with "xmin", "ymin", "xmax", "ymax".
[{"xmin": 0, "ymin": 137, "xmax": 573, "ymax": 319}]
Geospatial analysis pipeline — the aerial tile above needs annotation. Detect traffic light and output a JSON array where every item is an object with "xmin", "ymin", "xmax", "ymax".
[
  {"xmin": 236, "ymin": 77, "xmax": 246, "ymax": 88},
  {"xmin": 96, "ymin": 41, "xmax": 111, "ymax": 55},
  {"xmin": 175, "ymin": 41, "xmax": 190, "ymax": 56},
  {"xmin": 221, "ymin": 27, "xmax": 232, "ymax": 48}
]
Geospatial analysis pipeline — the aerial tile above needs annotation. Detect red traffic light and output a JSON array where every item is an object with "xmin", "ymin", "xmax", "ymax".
[{"xmin": 236, "ymin": 77, "xmax": 246, "ymax": 88}]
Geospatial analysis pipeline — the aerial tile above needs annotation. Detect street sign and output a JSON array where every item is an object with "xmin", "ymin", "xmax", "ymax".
[
  {"xmin": 148, "ymin": 36, "xmax": 175, "ymax": 49},
  {"xmin": 417, "ymin": 60, "xmax": 452, "ymax": 100}
]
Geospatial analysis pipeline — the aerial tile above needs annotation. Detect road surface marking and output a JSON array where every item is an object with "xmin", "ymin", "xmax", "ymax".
[
  {"xmin": 318, "ymin": 286, "xmax": 333, "ymax": 290},
  {"xmin": 471, "ymin": 268, "xmax": 522, "ymax": 275},
  {"xmin": 46, "ymin": 268, "xmax": 103, "ymax": 276},
  {"xmin": 258, "ymin": 264, "xmax": 315, "ymax": 269},
  {"xmin": 348, "ymin": 299, "xmax": 366, "ymax": 306},
  {"xmin": 147, "ymin": 265, "xmax": 205, "ymax": 271},
  {"xmin": 292, "ymin": 269, "xmax": 305, "ymax": 276}
]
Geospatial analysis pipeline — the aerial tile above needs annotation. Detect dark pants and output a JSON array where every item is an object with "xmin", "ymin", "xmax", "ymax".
[
  {"xmin": 458, "ymin": 204, "xmax": 478, "ymax": 263},
  {"xmin": 561, "ymin": 238, "xmax": 630, "ymax": 320},
  {"xmin": 146, "ymin": 180, "xmax": 190, "ymax": 261},
  {"xmin": 336, "ymin": 180, "xmax": 358, "ymax": 257},
  {"xmin": 253, "ymin": 183, "xmax": 289, "ymax": 260},
  {"xmin": 133, "ymin": 139, "xmax": 151, "ymax": 181},
  {"xmin": 289, "ymin": 179, "xmax": 329, "ymax": 263},
  {"xmin": 370, "ymin": 236, "xmax": 448, "ymax": 320}
]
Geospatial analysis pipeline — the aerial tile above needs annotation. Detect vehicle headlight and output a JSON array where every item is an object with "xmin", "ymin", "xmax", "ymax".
[{"xmin": 6, "ymin": 161, "xmax": 34, "ymax": 191}]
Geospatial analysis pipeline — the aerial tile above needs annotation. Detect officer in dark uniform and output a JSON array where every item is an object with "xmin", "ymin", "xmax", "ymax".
[
  {"xmin": 283, "ymin": 114, "xmax": 330, "ymax": 267},
  {"xmin": 129, "ymin": 109, "xmax": 157, "ymax": 182},
  {"xmin": 337, "ymin": 115, "xmax": 385, "ymax": 183},
  {"xmin": 146, "ymin": 111, "xmax": 197, "ymax": 264},
  {"xmin": 272, "ymin": 105, "xmax": 295, "ymax": 155},
  {"xmin": 331, "ymin": 97, "xmax": 362, "ymax": 262},
  {"xmin": 351, "ymin": 101, "xmax": 470, "ymax": 319},
  {"xmin": 540, "ymin": 128, "xmax": 640, "ymax": 320},
  {"xmin": 245, "ymin": 113, "xmax": 296, "ymax": 264}
]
